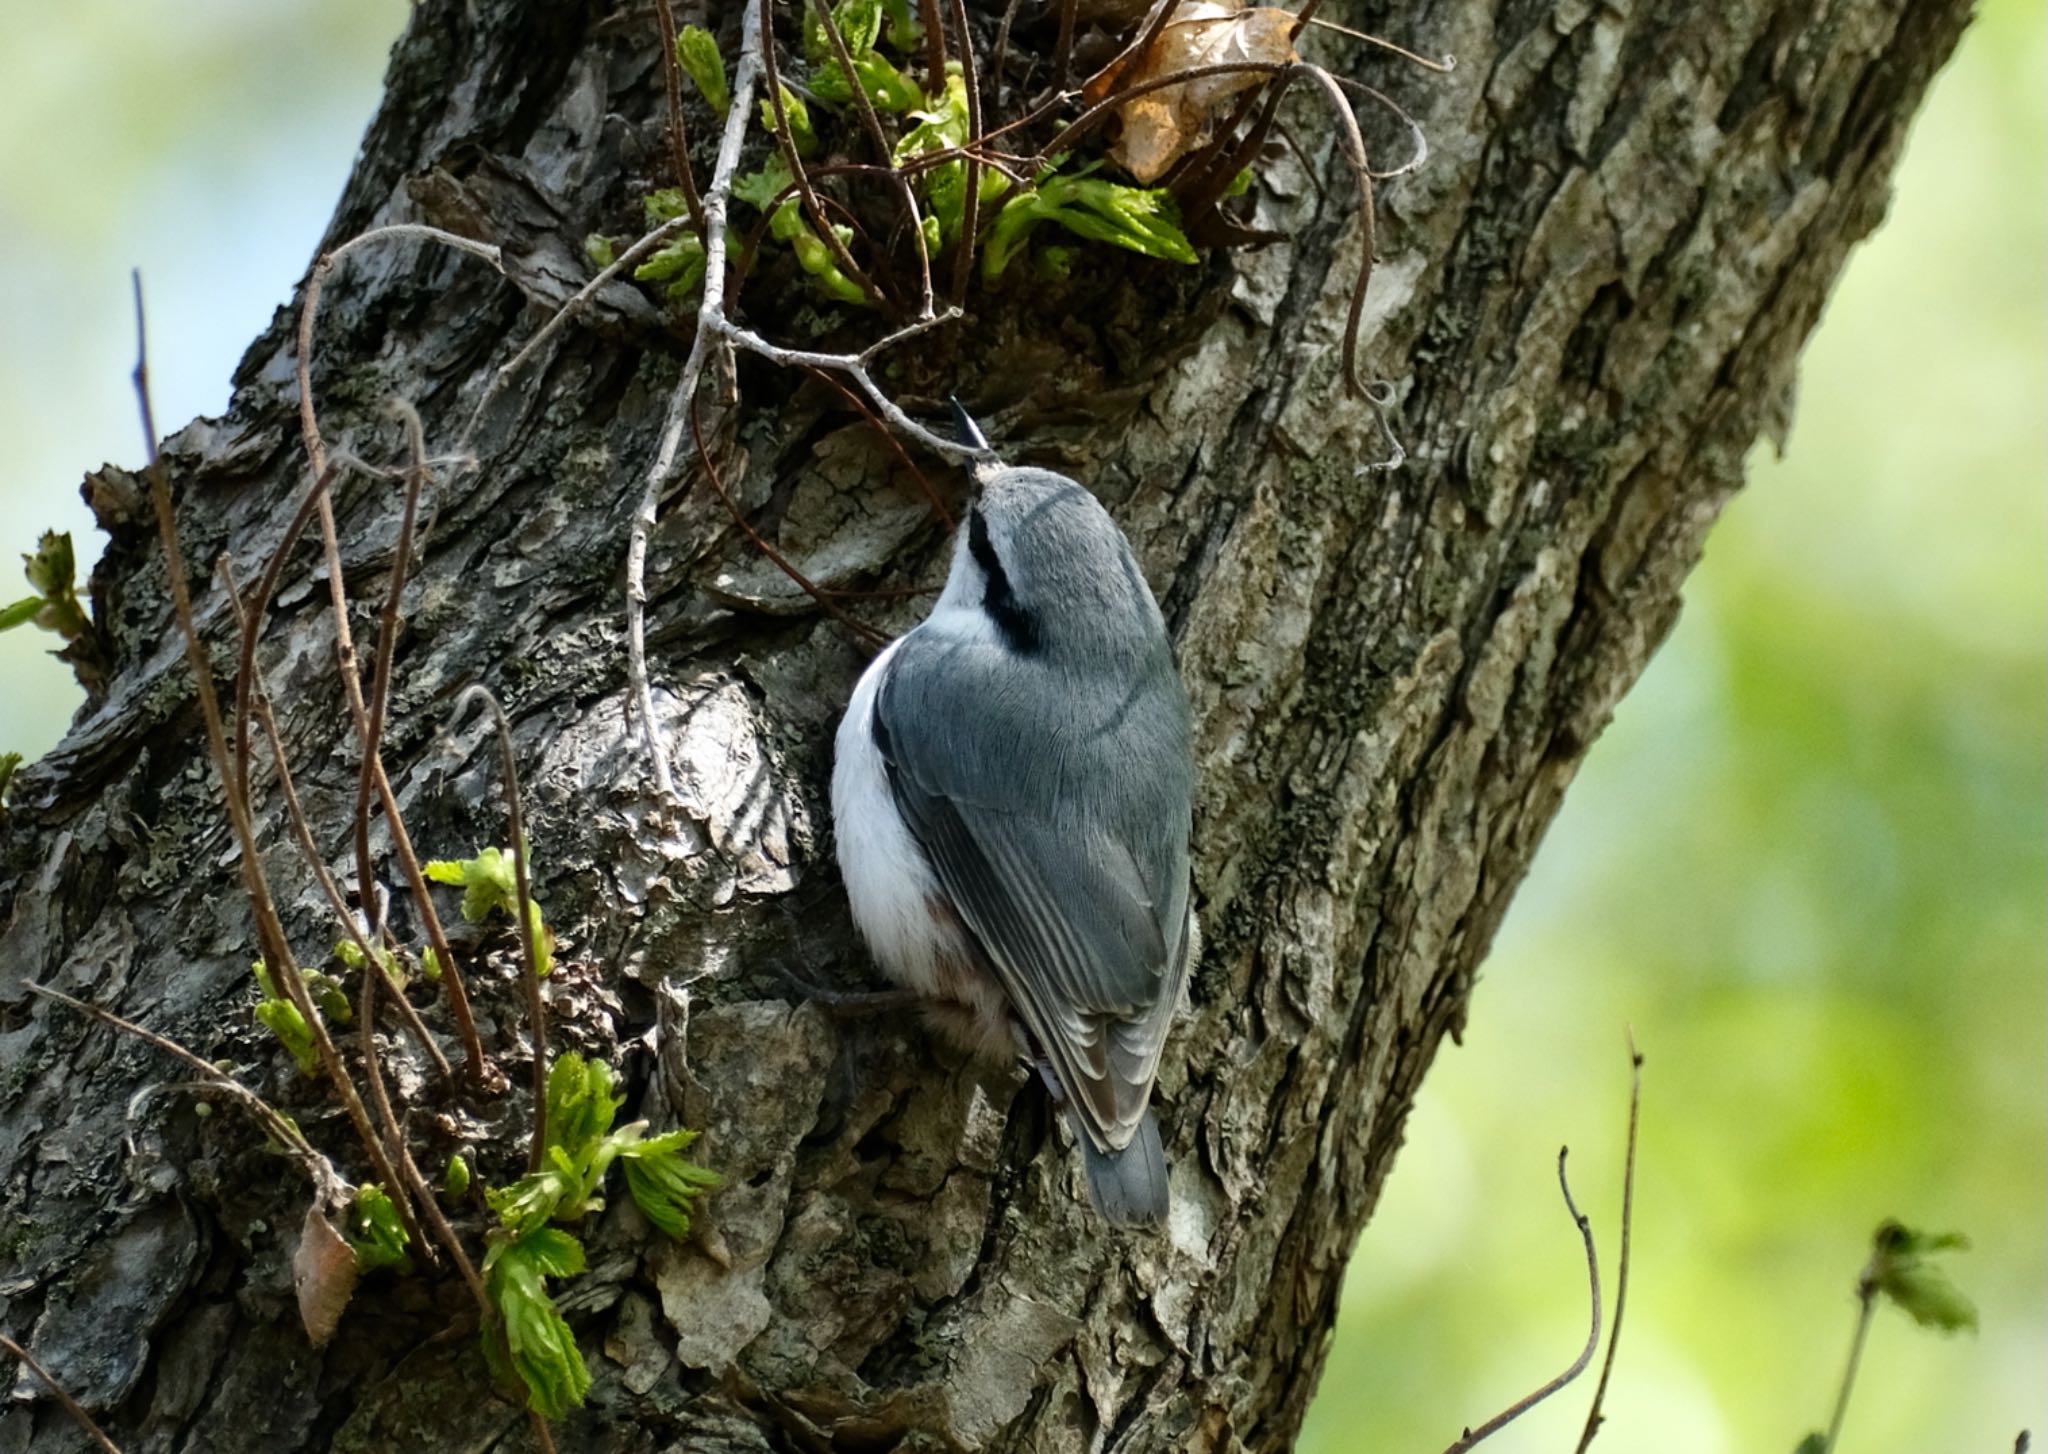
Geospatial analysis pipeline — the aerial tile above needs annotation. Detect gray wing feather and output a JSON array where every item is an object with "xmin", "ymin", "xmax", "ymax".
[{"xmin": 877, "ymin": 631, "xmax": 1192, "ymax": 1152}]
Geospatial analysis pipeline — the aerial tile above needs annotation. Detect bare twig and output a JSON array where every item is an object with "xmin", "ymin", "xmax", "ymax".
[
  {"xmin": 917, "ymin": 0, "xmax": 947, "ymax": 91},
  {"xmin": 814, "ymin": 0, "xmax": 936, "ymax": 317},
  {"xmin": 1822, "ymin": 1266, "xmax": 1882, "ymax": 1452},
  {"xmin": 1574, "ymin": 1033, "xmax": 1645, "ymax": 1454},
  {"xmin": 947, "ymin": 0, "xmax": 984, "ymax": 314},
  {"xmin": 297, "ymin": 224, "xmax": 505, "ymax": 483},
  {"xmin": 625, "ymin": 0, "xmax": 767, "ymax": 801},
  {"xmin": 1297, "ymin": 63, "xmax": 1377, "ymax": 398},
  {"xmin": 690, "ymin": 393, "xmax": 889, "ymax": 650},
  {"xmin": 459, "ymin": 213, "xmax": 697, "ymax": 449},
  {"xmin": 352, "ymin": 401, "xmax": 432, "ymax": 944},
  {"xmin": 133, "ymin": 272, "xmax": 422, "ymax": 1249},
  {"xmin": 1053, "ymin": 0, "xmax": 1078, "ymax": 93},
  {"xmin": 449, "ymin": 686, "xmax": 549, "ymax": 1175},
  {"xmin": 24, "ymin": 982, "xmax": 347, "ymax": 1207},
  {"xmin": 1298, "ymin": 14, "xmax": 1457, "ymax": 72},
  {"xmin": 1439, "ymin": 1148, "xmax": 1602, "ymax": 1454},
  {"xmin": 651, "ymin": 0, "xmax": 706, "ymax": 230},
  {"xmin": 0, "ymin": 1331, "xmax": 126, "ymax": 1454},
  {"xmin": 757, "ymin": 0, "xmax": 893, "ymax": 313},
  {"xmin": 220, "ymin": 556, "xmax": 451, "ymax": 1081}
]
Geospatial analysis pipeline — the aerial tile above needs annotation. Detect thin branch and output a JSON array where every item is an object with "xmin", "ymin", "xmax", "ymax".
[
  {"xmin": 24, "ymin": 982, "xmax": 347, "ymax": 1208},
  {"xmin": 1053, "ymin": 0, "xmax": 1078, "ymax": 93},
  {"xmin": 757, "ymin": 0, "xmax": 894, "ymax": 313},
  {"xmin": 0, "ymin": 1332, "xmax": 126, "ymax": 1454},
  {"xmin": 814, "ymin": 0, "xmax": 936, "ymax": 317},
  {"xmin": 450, "ymin": 687, "xmax": 549, "ymax": 1175},
  {"xmin": 690, "ymin": 393, "xmax": 889, "ymax": 650},
  {"xmin": 1298, "ymin": 14, "xmax": 1457, "ymax": 73},
  {"xmin": 459, "ymin": 213, "xmax": 697, "ymax": 450},
  {"xmin": 651, "ymin": 0, "xmax": 705, "ymax": 230},
  {"xmin": 917, "ymin": 0, "xmax": 947, "ymax": 92},
  {"xmin": 1439, "ymin": 1148, "xmax": 1602, "ymax": 1454},
  {"xmin": 133, "ymin": 272, "xmax": 421, "ymax": 1247},
  {"xmin": 1574, "ymin": 1032, "xmax": 1645, "ymax": 1454},
  {"xmin": 625, "ymin": 0, "xmax": 767, "ymax": 801},
  {"xmin": 1297, "ymin": 62, "xmax": 1378, "ymax": 398},
  {"xmin": 352, "ymin": 401, "xmax": 432, "ymax": 945},
  {"xmin": 293, "ymin": 235, "xmax": 498, "ymax": 1081},
  {"xmin": 1822, "ymin": 1275, "xmax": 1881, "ymax": 1452},
  {"xmin": 219, "ymin": 556, "xmax": 451, "ymax": 1082},
  {"xmin": 947, "ymin": 0, "xmax": 984, "ymax": 315}
]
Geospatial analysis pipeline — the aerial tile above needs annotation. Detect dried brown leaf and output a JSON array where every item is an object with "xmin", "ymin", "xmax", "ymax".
[
  {"xmin": 293, "ymin": 1204, "xmax": 358, "ymax": 1347},
  {"xmin": 1108, "ymin": 2, "xmax": 1297, "ymax": 183}
]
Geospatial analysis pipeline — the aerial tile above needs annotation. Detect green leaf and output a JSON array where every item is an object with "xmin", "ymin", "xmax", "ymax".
[
  {"xmin": 892, "ymin": 67, "xmax": 972, "ymax": 247},
  {"xmin": 0, "ymin": 597, "xmax": 43, "ymax": 632},
  {"xmin": 424, "ymin": 845, "xmax": 519, "ymax": 923},
  {"xmin": 760, "ymin": 85, "xmax": 818, "ymax": 156},
  {"xmin": 810, "ymin": 0, "xmax": 883, "ymax": 60},
  {"xmin": 1867, "ymin": 1220, "xmax": 1978, "ymax": 1334},
  {"xmin": 22, "ymin": 531, "xmax": 73, "ymax": 600},
  {"xmin": 0, "ymin": 751, "xmax": 20, "ymax": 807},
  {"xmin": 528, "ymin": 898, "xmax": 557, "ymax": 977},
  {"xmin": 303, "ymin": 970, "xmax": 354, "ymax": 1026},
  {"xmin": 634, "ymin": 235, "xmax": 709, "ymax": 301},
  {"xmin": 643, "ymin": 188, "xmax": 691, "ymax": 227},
  {"xmin": 483, "ymin": 1231, "xmax": 592, "ymax": 1418},
  {"xmin": 419, "ymin": 945, "xmax": 443, "ymax": 982},
  {"xmin": 811, "ymin": 47, "xmax": 920, "ymax": 113},
  {"xmin": 442, "ymin": 1152, "xmax": 471, "ymax": 1201},
  {"xmin": 583, "ymin": 233, "xmax": 618, "ymax": 270},
  {"xmin": 879, "ymin": 0, "xmax": 917, "ymax": 53},
  {"xmin": 983, "ymin": 168, "xmax": 1198, "ymax": 280},
  {"xmin": 733, "ymin": 156, "xmax": 796, "ymax": 211},
  {"xmin": 253, "ymin": 998, "xmax": 320, "ymax": 1075},
  {"xmin": 676, "ymin": 25, "xmax": 730, "ymax": 116},
  {"xmin": 617, "ymin": 1129, "xmax": 720, "ymax": 1240},
  {"xmin": 547, "ymin": 1053, "xmax": 624, "ymax": 1163},
  {"xmin": 1794, "ymin": 1435, "xmax": 1829, "ymax": 1454},
  {"xmin": 347, "ymin": 1183, "xmax": 413, "ymax": 1273},
  {"xmin": 511, "ymin": 1226, "xmax": 587, "ymax": 1279}
]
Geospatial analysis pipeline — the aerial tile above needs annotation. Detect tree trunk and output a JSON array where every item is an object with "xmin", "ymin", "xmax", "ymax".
[{"xmin": 0, "ymin": 1, "xmax": 1967, "ymax": 1451}]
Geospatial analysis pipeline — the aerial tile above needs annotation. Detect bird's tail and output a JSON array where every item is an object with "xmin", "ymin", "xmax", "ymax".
[{"xmin": 1075, "ymin": 1107, "xmax": 1169, "ymax": 1228}]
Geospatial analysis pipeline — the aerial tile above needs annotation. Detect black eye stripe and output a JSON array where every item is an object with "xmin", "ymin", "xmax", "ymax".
[{"xmin": 967, "ymin": 508, "xmax": 1042, "ymax": 655}]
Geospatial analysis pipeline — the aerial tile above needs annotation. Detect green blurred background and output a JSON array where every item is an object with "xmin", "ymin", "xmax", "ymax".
[{"xmin": 1, "ymin": 4, "xmax": 2040, "ymax": 1451}]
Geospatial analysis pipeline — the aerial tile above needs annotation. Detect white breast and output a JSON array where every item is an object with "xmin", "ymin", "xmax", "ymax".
[{"xmin": 832, "ymin": 638, "xmax": 951, "ymax": 997}]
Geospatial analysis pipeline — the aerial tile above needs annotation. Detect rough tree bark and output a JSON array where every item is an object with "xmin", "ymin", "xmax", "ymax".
[{"xmin": 0, "ymin": 1, "xmax": 1968, "ymax": 1451}]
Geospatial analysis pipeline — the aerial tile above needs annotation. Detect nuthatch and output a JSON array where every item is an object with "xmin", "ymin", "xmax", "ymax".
[{"xmin": 832, "ymin": 404, "xmax": 1194, "ymax": 1225}]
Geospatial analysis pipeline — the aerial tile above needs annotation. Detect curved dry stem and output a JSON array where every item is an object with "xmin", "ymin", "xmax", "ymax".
[
  {"xmin": 1440, "ymin": 1148, "xmax": 1602, "ymax": 1454},
  {"xmin": 1329, "ymin": 74, "xmax": 1431, "ymax": 180},
  {"xmin": 1298, "ymin": 14, "xmax": 1457, "ymax": 73},
  {"xmin": 651, "ymin": 0, "xmax": 705, "ymax": 230},
  {"xmin": 220, "ymin": 556, "xmax": 451, "ymax": 1081},
  {"xmin": 460, "ymin": 213, "xmax": 698, "ymax": 450},
  {"xmin": 296, "ymin": 224, "xmax": 504, "ymax": 482},
  {"xmin": 133, "ymin": 272, "xmax": 422, "ymax": 1250},
  {"xmin": 0, "ymin": 1331, "xmax": 126, "ymax": 1454},
  {"xmin": 1297, "ymin": 62, "xmax": 1377, "ymax": 398},
  {"xmin": 757, "ymin": 0, "xmax": 893, "ymax": 313},
  {"xmin": 1574, "ymin": 1034, "xmax": 1645, "ymax": 1453},
  {"xmin": 25, "ymin": 981, "xmax": 348, "ymax": 1209},
  {"xmin": 947, "ymin": 0, "xmax": 985, "ymax": 315},
  {"xmin": 690, "ymin": 392, "xmax": 889, "ymax": 651},
  {"xmin": 448, "ymin": 685, "xmax": 549, "ymax": 1174}
]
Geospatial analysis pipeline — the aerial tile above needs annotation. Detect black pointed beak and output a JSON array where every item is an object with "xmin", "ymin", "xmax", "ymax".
[{"xmin": 948, "ymin": 396, "xmax": 993, "ymax": 454}]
